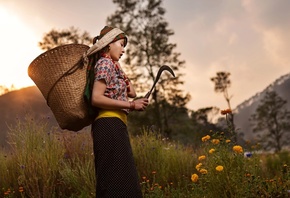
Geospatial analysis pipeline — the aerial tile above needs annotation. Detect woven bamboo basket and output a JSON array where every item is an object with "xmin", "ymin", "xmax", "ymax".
[{"xmin": 28, "ymin": 44, "xmax": 93, "ymax": 131}]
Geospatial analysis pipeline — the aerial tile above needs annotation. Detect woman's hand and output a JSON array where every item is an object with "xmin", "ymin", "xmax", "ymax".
[{"xmin": 131, "ymin": 98, "xmax": 149, "ymax": 111}]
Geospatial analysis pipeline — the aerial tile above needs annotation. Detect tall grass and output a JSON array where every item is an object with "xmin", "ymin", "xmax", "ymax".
[{"xmin": 0, "ymin": 116, "xmax": 290, "ymax": 197}]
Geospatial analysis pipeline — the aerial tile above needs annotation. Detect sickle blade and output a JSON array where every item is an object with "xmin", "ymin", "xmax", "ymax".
[{"xmin": 145, "ymin": 65, "xmax": 175, "ymax": 98}]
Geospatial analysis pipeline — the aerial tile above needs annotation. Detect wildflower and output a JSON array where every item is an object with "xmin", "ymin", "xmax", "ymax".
[
  {"xmin": 152, "ymin": 170, "xmax": 157, "ymax": 174},
  {"xmin": 142, "ymin": 176, "xmax": 146, "ymax": 180},
  {"xmin": 244, "ymin": 152, "xmax": 253, "ymax": 158},
  {"xmin": 233, "ymin": 145, "xmax": 243, "ymax": 154},
  {"xmin": 4, "ymin": 188, "xmax": 11, "ymax": 195},
  {"xmin": 196, "ymin": 163, "xmax": 202, "ymax": 170},
  {"xmin": 221, "ymin": 109, "xmax": 232, "ymax": 115},
  {"xmin": 215, "ymin": 165, "xmax": 224, "ymax": 172},
  {"xmin": 191, "ymin": 174, "xmax": 199, "ymax": 182},
  {"xmin": 209, "ymin": 148, "xmax": 215, "ymax": 154},
  {"xmin": 198, "ymin": 155, "xmax": 206, "ymax": 161},
  {"xmin": 226, "ymin": 139, "xmax": 231, "ymax": 143},
  {"xmin": 202, "ymin": 135, "xmax": 211, "ymax": 142},
  {"xmin": 19, "ymin": 186, "xmax": 24, "ymax": 193},
  {"xmin": 211, "ymin": 139, "xmax": 220, "ymax": 145},
  {"xmin": 199, "ymin": 168, "xmax": 208, "ymax": 174}
]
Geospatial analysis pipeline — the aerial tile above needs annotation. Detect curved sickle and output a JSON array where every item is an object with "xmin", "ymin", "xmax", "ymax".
[{"xmin": 145, "ymin": 65, "xmax": 175, "ymax": 98}]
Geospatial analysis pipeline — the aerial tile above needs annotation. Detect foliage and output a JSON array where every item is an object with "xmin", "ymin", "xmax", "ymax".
[
  {"xmin": 107, "ymin": 0, "xmax": 191, "ymax": 136},
  {"xmin": 210, "ymin": 71, "xmax": 232, "ymax": 109},
  {"xmin": 2, "ymin": 116, "xmax": 95, "ymax": 197},
  {"xmin": 1, "ymin": 117, "xmax": 290, "ymax": 197},
  {"xmin": 250, "ymin": 90, "xmax": 290, "ymax": 152},
  {"xmin": 38, "ymin": 26, "xmax": 92, "ymax": 51}
]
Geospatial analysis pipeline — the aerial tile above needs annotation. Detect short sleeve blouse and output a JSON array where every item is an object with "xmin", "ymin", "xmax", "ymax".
[{"xmin": 94, "ymin": 57, "xmax": 129, "ymax": 112}]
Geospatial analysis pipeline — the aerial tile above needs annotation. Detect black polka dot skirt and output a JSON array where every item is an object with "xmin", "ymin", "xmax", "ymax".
[{"xmin": 91, "ymin": 117, "xmax": 142, "ymax": 198}]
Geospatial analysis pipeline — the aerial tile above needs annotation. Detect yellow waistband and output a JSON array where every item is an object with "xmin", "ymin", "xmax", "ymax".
[{"xmin": 96, "ymin": 110, "xmax": 127, "ymax": 125}]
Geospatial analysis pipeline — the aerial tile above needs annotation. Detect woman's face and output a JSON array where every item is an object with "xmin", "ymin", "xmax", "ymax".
[{"xmin": 108, "ymin": 39, "xmax": 125, "ymax": 61}]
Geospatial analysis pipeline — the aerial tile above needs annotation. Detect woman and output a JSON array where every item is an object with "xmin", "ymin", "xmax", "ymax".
[{"xmin": 85, "ymin": 26, "xmax": 148, "ymax": 197}]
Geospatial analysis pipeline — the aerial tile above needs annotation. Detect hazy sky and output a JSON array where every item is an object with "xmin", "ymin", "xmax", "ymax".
[{"xmin": 0, "ymin": 0, "xmax": 289, "ymax": 111}]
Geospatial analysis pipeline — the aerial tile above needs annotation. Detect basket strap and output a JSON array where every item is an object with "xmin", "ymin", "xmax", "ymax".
[{"xmin": 46, "ymin": 58, "xmax": 84, "ymax": 106}]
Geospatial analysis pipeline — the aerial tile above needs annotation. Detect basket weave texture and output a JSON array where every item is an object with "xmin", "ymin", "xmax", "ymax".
[{"xmin": 28, "ymin": 44, "xmax": 93, "ymax": 131}]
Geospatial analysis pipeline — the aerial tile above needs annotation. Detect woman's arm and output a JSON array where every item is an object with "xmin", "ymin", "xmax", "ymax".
[
  {"xmin": 91, "ymin": 79, "xmax": 130, "ymax": 109},
  {"xmin": 127, "ymin": 80, "xmax": 137, "ymax": 98},
  {"xmin": 91, "ymin": 79, "xmax": 148, "ymax": 111}
]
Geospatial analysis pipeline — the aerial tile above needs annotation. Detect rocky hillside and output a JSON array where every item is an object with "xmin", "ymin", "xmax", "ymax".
[{"xmin": 234, "ymin": 72, "xmax": 290, "ymax": 141}]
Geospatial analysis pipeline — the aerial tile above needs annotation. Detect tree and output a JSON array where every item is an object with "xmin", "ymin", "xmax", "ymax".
[
  {"xmin": 250, "ymin": 90, "xmax": 290, "ymax": 152},
  {"xmin": 107, "ymin": 0, "xmax": 190, "ymax": 137},
  {"xmin": 210, "ymin": 71, "xmax": 232, "ymax": 109},
  {"xmin": 39, "ymin": 26, "xmax": 92, "ymax": 51},
  {"xmin": 0, "ymin": 85, "xmax": 16, "ymax": 96},
  {"xmin": 210, "ymin": 71, "xmax": 236, "ymax": 141}
]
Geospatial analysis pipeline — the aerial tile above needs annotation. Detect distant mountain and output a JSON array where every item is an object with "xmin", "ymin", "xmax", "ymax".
[
  {"xmin": 234, "ymin": 72, "xmax": 290, "ymax": 142},
  {"xmin": 0, "ymin": 86, "xmax": 58, "ymax": 147}
]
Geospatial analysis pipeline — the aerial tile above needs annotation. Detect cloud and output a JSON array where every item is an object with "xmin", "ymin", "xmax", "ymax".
[
  {"xmin": 163, "ymin": 0, "xmax": 290, "ymax": 109},
  {"xmin": 242, "ymin": 0, "xmax": 290, "ymax": 67}
]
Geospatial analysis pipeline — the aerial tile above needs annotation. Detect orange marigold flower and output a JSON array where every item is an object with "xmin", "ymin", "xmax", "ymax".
[
  {"xmin": 196, "ymin": 163, "xmax": 202, "ymax": 170},
  {"xmin": 211, "ymin": 139, "xmax": 220, "ymax": 145},
  {"xmin": 221, "ymin": 109, "xmax": 232, "ymax": 115},
  {"xmin": 201, "ymin": 135, "xmax": 211, "ymax": 142},
  {"xmin": 198, "ymin": 155, "xmax": 206, "ymax": 161},
  {"xmin": 191, "ymin": 173, "xmax": 199, "ymax": 182},
  {"xmin": 209, "ymin": 148, "xmax": 215, "ymax": 154},
  {"xmin": 199, "ymin": 168, "xmax": 208, "ymax": 174},
  {"xmin": 233, "ymin": 145, "xmax": 243, "ymax": 154},
  {"xmin": 215, "ymin": 165, "xmax": 224, "ymax": 172},
  {"xmin": 226, "ymin": 139, "xmax": 231, "ymax": 143}
]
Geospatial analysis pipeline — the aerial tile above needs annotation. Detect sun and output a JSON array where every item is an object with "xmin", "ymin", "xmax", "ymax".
[{"xmin": 0, "ymin": 5, "xmax": 42, "ymax": 90}]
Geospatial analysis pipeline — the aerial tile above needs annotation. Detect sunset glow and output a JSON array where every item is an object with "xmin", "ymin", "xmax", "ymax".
[
  {"xmin": 0, "ymin": 0, "xmax": 289, "ymax": 110},
  {"xmin": 0, "ymin": 6, "xmax": 41, "ymax": 89}
]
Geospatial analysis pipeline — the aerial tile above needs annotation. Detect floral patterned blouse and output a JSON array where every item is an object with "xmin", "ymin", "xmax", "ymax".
[{"xmin": 94, "ymin": 57, "xmax": 129, "ymax": 113}]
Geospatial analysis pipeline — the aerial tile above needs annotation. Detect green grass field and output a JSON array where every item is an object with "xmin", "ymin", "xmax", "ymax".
[{"xmin": 1, "ymin": 117, "xmax": 290, "ymax": 197}]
